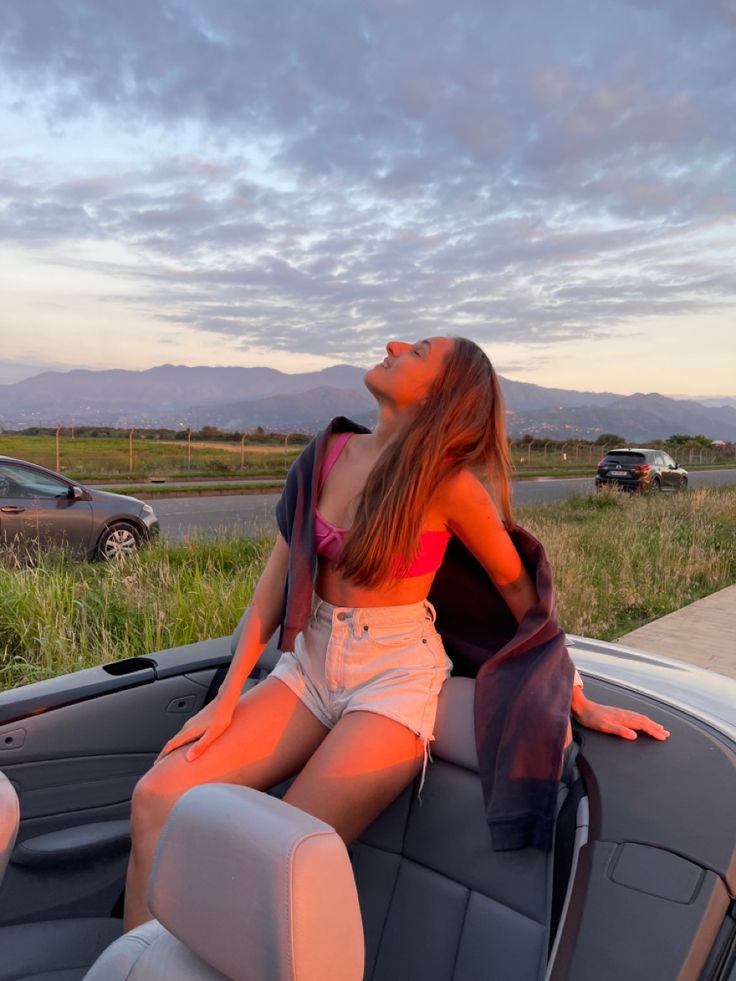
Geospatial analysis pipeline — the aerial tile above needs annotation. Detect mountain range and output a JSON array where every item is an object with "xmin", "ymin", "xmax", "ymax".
[{"xmin": 0, "ymin": 364, "xmax": 734, "ymax": 442}]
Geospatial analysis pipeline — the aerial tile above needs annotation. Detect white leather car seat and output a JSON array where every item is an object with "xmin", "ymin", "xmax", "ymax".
[{"xmin": 83, "ymin": 784, "xmax": 365, "ymax": 981}]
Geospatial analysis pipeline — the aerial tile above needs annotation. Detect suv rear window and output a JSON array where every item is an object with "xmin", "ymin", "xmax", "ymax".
[{"xmin": 603, "ymin": 452, "xmax": 646, "ymax": 463}]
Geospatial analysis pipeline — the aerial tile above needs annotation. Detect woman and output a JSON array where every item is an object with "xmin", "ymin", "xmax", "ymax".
[{"xmin": 124, "ymin": 336, "xmax": 669, "ymax": 930}]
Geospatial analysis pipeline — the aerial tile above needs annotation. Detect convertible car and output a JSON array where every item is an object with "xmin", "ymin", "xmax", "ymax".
[{"xmin": 0, "ymin": 622, "xmax": 734, "ymax": 980}]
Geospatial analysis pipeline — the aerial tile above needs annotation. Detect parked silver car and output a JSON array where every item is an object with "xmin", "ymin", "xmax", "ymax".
[{"xmin": 0, "ymin": 456, "xmax": 159, "ymax": 560}]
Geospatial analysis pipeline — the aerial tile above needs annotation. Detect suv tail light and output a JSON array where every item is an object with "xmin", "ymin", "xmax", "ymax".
[{"xmin": 632, "ymin": 464, "xmax": 651, "ymax": 474}]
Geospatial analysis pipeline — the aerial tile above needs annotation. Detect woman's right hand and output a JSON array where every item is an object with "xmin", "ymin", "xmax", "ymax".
[{"xmin": 156, "ymin": 696, "xmax": 238, "ymax": 764}]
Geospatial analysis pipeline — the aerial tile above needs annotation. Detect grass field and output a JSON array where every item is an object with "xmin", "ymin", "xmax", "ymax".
[
  {"xmin": 3, "ymin": 433, "xmax": 731, "ymax": 486},
  {"xmin": 1, "ymin": 486, "xmax": 734, "ymax": 690},
  {"xmin": 0, "ymin": 434, "xmax": 301, "ymax": 480}
]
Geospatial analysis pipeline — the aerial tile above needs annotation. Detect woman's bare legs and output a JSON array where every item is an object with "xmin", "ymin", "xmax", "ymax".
[
  {"xmin": 126, "ymin": 695, "xmax": 426, "ymax": 930},
  {"xmin": 123, "ymin": 678, "xmax": 329, "ymax": 931},
  {"xmin": 284, "ymin": 710, "xmax": 425, "ymax": 844}
]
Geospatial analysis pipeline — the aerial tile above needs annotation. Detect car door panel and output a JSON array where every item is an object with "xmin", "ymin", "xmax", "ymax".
[
  {"xmin": 6, "ymin": 755, "xmax": 154, "ymax": 821},
  {"xmin": 26, "ymin": 496, "xmax": 94, "ymax": 556},
  {"xmin": 0, "ymin": 634, "xmax": 248, "ymax": 926},
  {"xmin": 0, "ymin": 495, "xmax": 33, "ymax": 551},
  {"xmin": 656, "ymin": 453, "xmax": 675, "ymax": 490}
]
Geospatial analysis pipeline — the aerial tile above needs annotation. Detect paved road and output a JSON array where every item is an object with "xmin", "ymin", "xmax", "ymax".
[{"xmin": 147, "ymin": 469, "xmax": 736, "ymax": 543}]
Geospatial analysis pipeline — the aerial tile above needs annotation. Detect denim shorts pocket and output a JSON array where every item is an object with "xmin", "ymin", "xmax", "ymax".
[
  {"xmin": 364, "ymin": 619, "xmax": 426, "ymax": 649},
  {"xmin": 421, "ymin": 624, "xmax": 454, "ymax": 675}
]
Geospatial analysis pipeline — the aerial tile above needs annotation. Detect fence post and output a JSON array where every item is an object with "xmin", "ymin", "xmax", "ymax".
[
  {"xmin": 129, "ymin": 428, "xmax": 135, "ymax": 474},
  {"xmin": 56, "ymin": 425, "xmax": 61, "ymax": 472}
]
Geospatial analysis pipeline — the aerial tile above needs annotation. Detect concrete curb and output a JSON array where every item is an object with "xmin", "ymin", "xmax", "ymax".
[{"xmin": 617, "ymin": 584, "xmax": 736, "ymax": 680}]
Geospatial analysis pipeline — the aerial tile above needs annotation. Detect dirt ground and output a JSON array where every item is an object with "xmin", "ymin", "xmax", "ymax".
[{"xmin": 156, "ymin": 440, "xmax": 291, "ymax": 454}]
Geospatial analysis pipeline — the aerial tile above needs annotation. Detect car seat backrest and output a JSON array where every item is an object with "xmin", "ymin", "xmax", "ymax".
[
  {"xmin": 350, "ymin": 677, "xmax": 565, "ymax": 981},
  {"xmin": 0, "ymin": 770, "xmax": 20, "ymax": 889},
  {"xmin": 84, "ymin": 785, "xmax": 364, "ymax": 981}
]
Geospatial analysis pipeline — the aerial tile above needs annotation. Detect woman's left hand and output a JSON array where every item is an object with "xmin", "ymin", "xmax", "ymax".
[{"xmin": 572, "ymin": 696, "xmax": 670, "ymax": 741}]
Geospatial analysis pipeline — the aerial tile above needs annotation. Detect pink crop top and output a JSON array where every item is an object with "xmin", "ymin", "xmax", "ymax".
[{"xmin": 315, "ymin": 432, "xmax": 451, "ymax": 577}]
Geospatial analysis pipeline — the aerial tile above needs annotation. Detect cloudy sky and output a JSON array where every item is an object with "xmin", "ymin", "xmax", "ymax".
[{"xmin": 1, "ymin": 0, "xmax": 734, "ymax": 398}]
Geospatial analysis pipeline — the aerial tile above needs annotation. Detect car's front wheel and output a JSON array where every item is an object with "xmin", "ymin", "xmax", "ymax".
[
  {"xmin": 96, "ymin": 522, "xmax": 141, "ymax": 560},
  {"xmin": 679, "ymin": 476, "xmax": 688, "ymax": 491}
]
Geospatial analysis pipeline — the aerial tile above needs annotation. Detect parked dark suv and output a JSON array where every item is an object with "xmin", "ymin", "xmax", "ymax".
[{"xmin": 595, "ymin": 448, "xmax": 688, "ymax": 493}]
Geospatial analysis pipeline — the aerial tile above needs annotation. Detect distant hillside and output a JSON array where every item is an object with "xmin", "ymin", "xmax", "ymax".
[
  {"xmin": 0, "ymin": 364, "xmax": 370, "ymax": 429},
  {"xmin": 508, "ymin": 392, "xmax": 736, "ymax": 442},
  {"xmin": 0, "ymin": 363, "xmax": 734, "ymax": 441},
  {"xmin": 499, "ymin": 378, "xmax": 620, "ymax": 411},
  {"xmin": 198, "ymin": 386, "xmax": 376, "ymax": 432}
]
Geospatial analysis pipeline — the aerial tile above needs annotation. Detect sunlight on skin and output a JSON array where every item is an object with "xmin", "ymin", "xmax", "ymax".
[
  {"xmin": 149, "ymin": 681, "xmax": 328, "ymax": 792},
  {"xmin": 0, "ymin": 823, "xmax": 14, "ymax": 854},
  {"xmin": 283, "ymin": 711, "xmax": 427, "ymax": 844},
  {"xmin": 297, "ymin": 722, "xmax": 423, "ymax": 781},
  {"xmin": 440, "ymin": 468, "xmax": 525, "ymax": 588}
]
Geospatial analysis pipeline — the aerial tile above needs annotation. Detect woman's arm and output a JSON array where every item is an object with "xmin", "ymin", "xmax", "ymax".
[
  {"xmin": 215, "ymin": 531, "xmax": 290, "ymax": 710},
  {"xmin": 438, "ymin": 468, "xmax": 537, "ymax": 622},
  {"xmin": 159, "ymin": 532, "xmax": 290, "ymax": 761},
  {"xmin": 440, "ymin": 470, "xmax": 670, "ymax": 742}
]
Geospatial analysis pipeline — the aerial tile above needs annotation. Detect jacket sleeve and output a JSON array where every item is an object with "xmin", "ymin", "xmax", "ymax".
[
  {"xmin": 429, "ymin": 525, "xmax": 575, "ymax": 852},
  {"xmin": 275, "ymin": 435, "xmax": 318, "ymax": 543}
]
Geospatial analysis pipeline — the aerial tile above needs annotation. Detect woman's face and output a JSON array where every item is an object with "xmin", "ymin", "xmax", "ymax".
[{"xmin": 365, "ymin": 336, "xmax": 454, "ymax": 407}]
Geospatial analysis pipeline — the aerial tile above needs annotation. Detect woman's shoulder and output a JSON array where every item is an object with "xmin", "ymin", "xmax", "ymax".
[
  {"xmin": 321, "ymin": 418, "xmax": 371, "ymax": 448},
  {"xmin": 436, "ymin": 464, "xmax": 484, "ymax": 496},
  {"xmin": 433, "ymin": 466, "xmax": 500, "ymax": 521},
  {"xmin": 323, "ymin": 430, "xmax": 362, "ymax": 454}
]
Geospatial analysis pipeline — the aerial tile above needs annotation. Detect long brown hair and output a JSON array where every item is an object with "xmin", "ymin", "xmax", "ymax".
[{"xmin": 337, "ymin": 336, "xmax": 514, "ymax": 587}]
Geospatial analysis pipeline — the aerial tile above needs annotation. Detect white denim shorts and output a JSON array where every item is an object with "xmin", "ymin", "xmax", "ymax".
[{"xmin": 270, "ymin": 591, "xmax": 453, "ymax": 781}]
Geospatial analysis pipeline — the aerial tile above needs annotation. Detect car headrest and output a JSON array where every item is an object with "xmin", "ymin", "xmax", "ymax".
[
  {"xmin": 433, "ymin": 676, "xmax": 478, "ymax": 772},
  {"xmin": 0, "ymin": 769, "xmax": 20, "ymax": 887},
  {"xmin": 148, "ymin": 784, "xmax": 364, "ymax": 981}
]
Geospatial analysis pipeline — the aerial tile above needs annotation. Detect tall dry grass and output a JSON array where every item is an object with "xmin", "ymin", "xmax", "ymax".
[
  {"xmin": 1, "ymin": 486, "xmax": 734, "ymax": 690},
  {"xmin": 0, "ymin": 536, "xmax": 271, "ymax": 690},
  {"xmin": 520, "ymin": 486, "xmax": 736, "ymax": 638}
]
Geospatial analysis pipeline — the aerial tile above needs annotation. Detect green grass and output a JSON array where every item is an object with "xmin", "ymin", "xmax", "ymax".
[
  {"xmin": 4, "ymin": 433, "xmax": 732, "ymax": 487},
  {"xmin": 0, "ymin": 434, "xmax": 300, "ymax": 480},
  {"xmin": 0, "ymin": 536, "xmax": 271, "ymax": 690},
  {"xmin": 1, "ymin": 486, "xmax": 734, "ymax": 690},
  {"xmin": 519, "ymin": 485, "xmax": 736, "ymax": 640}
]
